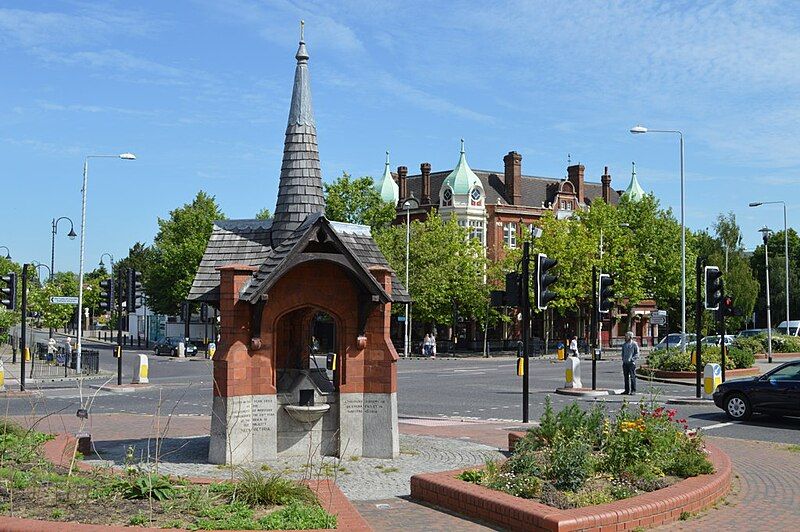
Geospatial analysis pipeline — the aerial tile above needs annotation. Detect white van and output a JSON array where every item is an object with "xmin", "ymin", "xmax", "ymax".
[{"xmin": 776, "ymin": 320, "xmax": 800, "ymax": 336}]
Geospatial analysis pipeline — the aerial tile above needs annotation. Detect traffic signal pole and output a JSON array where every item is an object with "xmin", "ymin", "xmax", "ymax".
[
  {"xmin": 719, "ymin": 312, "xmax": 726, "ymax": 383},
  {"xmin": 117, "ymin": 276, "xmax": 124, "ymax": 386},
  {"xmin": 521, "ymin": 241, "xmax": 530, "ymax": 424},
  {"xmin": 20, "ymin": 264, "xmax": 28, "ymax": 392},
  {"xmin": 695, "ymin": 257, "xmax": 703, "ymax": 398},
  {"xmin": 591, "ymin": 265, "xmax": 597, "ymax": 390}
]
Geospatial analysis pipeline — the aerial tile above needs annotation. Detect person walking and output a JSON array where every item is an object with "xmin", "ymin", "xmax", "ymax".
[
  {"xmin": 430, "ymin": 333, "xmax": 437, "ymax": 359},
  {"xmin": 621, "ymin": 331, "xmax": 639, "ymax": 395},
  {"xmin": 422, "ymin": 334, "xmax": 431, "ymax": 357},
  {"xmin": 569, "ymin": 335, "xmax": 579, "ymax": 357}
]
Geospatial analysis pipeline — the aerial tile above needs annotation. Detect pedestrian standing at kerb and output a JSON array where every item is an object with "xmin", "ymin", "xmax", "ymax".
[
  {"xmin": 621, "ymin": 331, "xmax": 639, "ymax": 395},
  {"xmin": 569, "ymin": 335, "xmax": 579, "ymax": 357}
]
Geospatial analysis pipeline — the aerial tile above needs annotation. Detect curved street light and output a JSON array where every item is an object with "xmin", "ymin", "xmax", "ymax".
[
  {"xmin": 630, "ymin": 125, "xmax": 686, "ymax": 351},
  {"xmin": 76, "ymin": 153, "xmax": 136, "ymax": 372},
  {"xmin": 749, "ymin": 201, "xmax": 790, "ymax": 339},
  {"xmin": 0, "ymin": 246, "xmax": 10, "ymax": 260},
  {"xmin": 759, "ymin": 226, "xmax": 774, "ymax": 363},
  {"xmin": 51, "ymin": 216, "xmax": 76, "ymax": 283}
]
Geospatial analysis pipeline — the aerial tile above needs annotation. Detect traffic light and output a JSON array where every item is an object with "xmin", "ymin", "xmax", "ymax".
[
  {"xmin": 704, "ymin": 266, "xmax": 723, "ymax": 310},
  {"xmin": 598, "ymin": 274, "xmax": 615, "ymax": 313},
  {"xmin": 720, "ymin": 295, "xmax": 738, "ymax": 317},
  {"xmin": 99, "ymin": 277, "xmax": 113, "ymax": 311},
  {"xmin": 505, "ymin": 272, "xmax": 521, "ymax": 307},
  {"xmin": 200, "ymin": 302, "xmax": 208, "ymax": 322},
  {"xmin": 126, "ymin": 269, "xmax": 143, "ymax": 311},
  {"xmin": 1, "ymin": 272, "xmax": 16, "ymax": 311},
  {"xmin": 535, "ymin": 253, "xmax": 558, "ymax": 310}
]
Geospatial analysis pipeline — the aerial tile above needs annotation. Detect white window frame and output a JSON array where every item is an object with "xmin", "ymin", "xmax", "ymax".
[{"xmin": 503, "ymin": 222, "xmax": 517, "ymax": 249}]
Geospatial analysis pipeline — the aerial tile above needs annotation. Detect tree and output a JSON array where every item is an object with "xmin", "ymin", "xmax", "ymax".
[
  {"xmin": 751, "ymin": 228, "xmax": 800, "ymax": 327},
  {"xmin": 374, "ymin": 212, "xmax": 487, "ymax": 332},
  {"xmin": 324, "ymin": 172, "xmax": 396, "ymax": 232},
  {"xmin": 255, "ymin": 208, "xmax": 271, "ymax": 220},
  {"xmin": 146, "ymin": 191, "xmax": 225, "ymax": 315},
  {"xmin": 28, "ymin": 272, "xmax": 78, "ymax": 330}
]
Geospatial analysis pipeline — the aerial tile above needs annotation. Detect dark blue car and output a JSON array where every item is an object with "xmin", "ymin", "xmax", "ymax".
[{"xmin": 713, "ymin": 360, "xmax": 800, "ymax": 420}]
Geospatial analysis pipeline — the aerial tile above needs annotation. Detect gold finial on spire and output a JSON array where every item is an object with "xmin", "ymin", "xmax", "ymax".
[{"xmin": 300, "ymin": 20, "xmax": 305, "ymax": 42}]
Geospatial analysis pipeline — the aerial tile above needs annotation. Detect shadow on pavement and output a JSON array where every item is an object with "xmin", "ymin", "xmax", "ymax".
[{"xmin": 90, "ymin": 435, "xmax": 209, "ymax": 465}]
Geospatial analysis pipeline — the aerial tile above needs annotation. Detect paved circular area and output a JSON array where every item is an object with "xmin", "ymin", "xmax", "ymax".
[{"xmin": 85, "ymin": 433, "xmax": 505, "ymax": 501}]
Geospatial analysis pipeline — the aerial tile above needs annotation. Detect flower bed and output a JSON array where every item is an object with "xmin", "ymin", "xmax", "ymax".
[
  {"xmin": 0, "ymin": 421, "xmax": 360, "ymax": 530},
  {"xmin": 453, "ymin": 399, "xmax": 712, "ymax": 509},
  {"xmin": 411, "ymin": 398, "xmax": 730, "ymax": 531}
]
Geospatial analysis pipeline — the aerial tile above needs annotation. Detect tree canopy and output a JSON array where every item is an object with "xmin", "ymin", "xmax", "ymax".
[
  {"xmin": 145, "ymin": 191, "xmax": 225, "ymax": 315},
  {"xmin": 324, "ymin": 172, "xmax": 396, "ymax": 232}
]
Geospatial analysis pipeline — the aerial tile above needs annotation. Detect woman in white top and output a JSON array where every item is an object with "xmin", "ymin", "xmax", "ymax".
[{"xmin": 569, "ymin": 336, "xmax": 579, "ymax": 357}]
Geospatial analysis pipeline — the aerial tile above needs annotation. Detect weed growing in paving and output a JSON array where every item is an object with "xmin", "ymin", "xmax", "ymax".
[
  {"xmin": 0, "ymin": 420, "xmax": 336, "ymax": 530},
  {"xmin": 458, "ymin": 397, "xmax": 714, "ymax": 509}
]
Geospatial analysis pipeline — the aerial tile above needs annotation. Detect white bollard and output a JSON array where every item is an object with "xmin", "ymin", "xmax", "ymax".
[
  {"xmin": 565, "ymin": 356, "xmax": 582, "ymax": 388},
  {"xmin": 703, "ymin": 363, "xmax": 722, "ymax": 399},
  {"xmin": 177, "ymin": 341, "xmax": 186, "ymax": 358},
  {"xmin": 132, "ymin": 354, "xmax": 149, "ymax": 384}
]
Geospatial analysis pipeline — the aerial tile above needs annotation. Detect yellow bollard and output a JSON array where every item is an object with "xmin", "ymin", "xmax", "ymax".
[
  {"xmin": 208, "ymin": 342, "xmax": 217, "ymax": 359},
  {"xmin": 517, "ymin": 357, "xmax": 524, "ymax": 376},
  {"xmin": 0, "ymin": 360, "xmax": 5, "ymax": 391},
  {"xmin": 24, "ymin": 347, "xmax": 30, "ymax": 361}
]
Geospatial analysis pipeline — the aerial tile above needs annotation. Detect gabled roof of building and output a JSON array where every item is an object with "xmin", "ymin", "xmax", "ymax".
[
  {"xmin": 403, "ymin": 169, "xmax": 618, "ymax": 208},
  {"xmin": 238, "ymin": 213, "xmax": 409, "ymax": 303},
  {"xmin": 374, "ymin": 151, "xmax": 399, "ymax": 203},
  {"xmin": 187, "ymin": 219, "xmax": 274, "ymax": 303},
  {"xmin": 442, "ymin": 140, "xmax": 481, "ymax": 195}
]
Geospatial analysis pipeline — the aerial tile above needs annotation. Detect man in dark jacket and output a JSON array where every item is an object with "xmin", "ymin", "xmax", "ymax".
[{"xmin": 621, "ymin": 331, "xmax": 639, "ymax": 395}]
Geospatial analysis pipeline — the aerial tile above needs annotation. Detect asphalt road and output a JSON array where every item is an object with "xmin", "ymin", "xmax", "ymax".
[{"xmin": 3, "ymin": 335, "xmax": 798, "ymax": 445}]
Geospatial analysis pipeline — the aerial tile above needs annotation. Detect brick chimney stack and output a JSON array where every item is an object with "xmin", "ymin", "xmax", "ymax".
[
  {"xmin": 421, "ymin": 162, "xmax": 431, "ymax": 204},
  {"xmin": 503, "ymin": 151, "xmax": 522, "ymax": 205},
  {"xmin": 567, "ymin": 164, "xmax": 585, "ymax": 204},
  {"xmin": 601, "ymin": 166, "xmax": 612, "ymax": 203},
  {"xmin": 397, "ymin": 166, "xmax": 408, "ymax": 203}
]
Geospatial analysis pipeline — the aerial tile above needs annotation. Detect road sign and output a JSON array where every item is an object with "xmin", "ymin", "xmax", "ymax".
[
  {"xmin": 50, "ymin": 296, "xmax": 79, "ymax": 305},
  {"xmin": 650, "ymin": 310, "xmax": 667, "ymax": 326},
  {"xmin": 397, "ymin": 316, "xmax": 406, "ymax": 322}
]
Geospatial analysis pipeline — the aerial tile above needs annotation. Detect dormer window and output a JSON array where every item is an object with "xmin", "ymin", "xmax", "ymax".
[
  {"xmin": 470, "ymin": 188, "xmax": 482, "ymax": 206},
  {"xmin": 442, "ymin": 187, "xmax": 453, "ymax": 207}
]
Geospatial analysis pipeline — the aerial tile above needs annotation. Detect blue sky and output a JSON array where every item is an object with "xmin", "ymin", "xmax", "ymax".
[{"xmin": 2, "ymin": 0, "xmax": 799, "ymax": 274}]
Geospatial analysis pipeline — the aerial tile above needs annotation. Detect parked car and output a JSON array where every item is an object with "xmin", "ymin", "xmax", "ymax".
[
  {"xmin": 653, "ymin": 333, "xmax": 697, "ymax": 351},
  {"xmin": 737, "ymin": 328, "xmax": 778, "ymax": 338},
  {"xmin": 153, "ymin": 337, "xmax": 198, "ymax": 357},
  {"xmin": 776, "ymin": 320, "xmax": 800, "ymax": 336},
  {"xmin": 702, "ymin": 335, "xmax": 734, "ymax": 346},
  {"xmin": 713, "ymin": 360, "xmax": 800, "ymax": 420}
]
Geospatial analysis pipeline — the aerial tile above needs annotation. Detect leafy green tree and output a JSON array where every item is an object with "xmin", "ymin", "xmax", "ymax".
[
  {"xmin": 255, "ymin": 208, "xmax": 271, "ymax": 220},
  {"xmin": 28, "ymin": 272, "xmax": 78, "ymax": 329},
  {"xmin": 324, "ymin": 172, "xmax": 396, "ymax": 232},
  {"xmin": 146, "ymin": 191, "xmax": 225, "ymax": 315},
  {"xmin": 374, "ymin": 212, "xmax": 487, "ymax": 333},
  {"xmin": 751, "ymin": 228, "xmax": 800, "ymax": 327}
]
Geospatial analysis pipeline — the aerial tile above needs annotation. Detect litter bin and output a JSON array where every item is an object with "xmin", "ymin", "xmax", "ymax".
[
  {"xmin": 82, "ymin": 350, "xmax": 100, "ymax": 375},
  {"xmin": 557, "ymin": 342, "xmax": 565, "ymax": 360}
]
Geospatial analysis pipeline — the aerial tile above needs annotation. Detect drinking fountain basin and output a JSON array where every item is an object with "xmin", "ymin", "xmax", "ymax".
[{"xmin": 284, "ymin": 404, "xmax": 330, "ymax": 423}]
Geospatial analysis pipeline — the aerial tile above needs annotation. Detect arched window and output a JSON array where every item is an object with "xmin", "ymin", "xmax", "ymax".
[
  {"xmin": 442, "ymin": 187, "xmax": 453, "ymax": 207},
  {"xmin": 469, "ymin": 187, "xmax": 483, "ymax": 206}
]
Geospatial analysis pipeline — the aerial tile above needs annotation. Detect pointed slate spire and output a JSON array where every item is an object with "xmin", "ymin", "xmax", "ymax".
[
  {"xmin": 272, "ymin": 20, "xmax": 326, "ymax": 246},
  {"xmin": 374, "ymin": 150, "xmax": 399, "ymax": 203},
  {"xmin": 624, "ymin": 161, "xmax": 646, "ymax": 202}
]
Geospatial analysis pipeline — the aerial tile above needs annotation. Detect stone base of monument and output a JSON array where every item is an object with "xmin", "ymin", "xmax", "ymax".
[{"xmin": 555, "ymin": 387, "xmax": 625, "ymax": 397}]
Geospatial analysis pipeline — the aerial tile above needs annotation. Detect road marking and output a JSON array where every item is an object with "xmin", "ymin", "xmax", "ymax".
[{"xmin": 700, "ymin": 422, "xmax": 735, "ymax": 431}]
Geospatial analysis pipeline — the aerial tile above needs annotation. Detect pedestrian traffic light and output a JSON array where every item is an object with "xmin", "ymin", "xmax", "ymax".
[
  {"xmin": 704, "ymin": 266, "xmax": 723, "ymax": 310},
  {"xmin": 505, "ymin": 272, "xmax": 522, "ymax": 307},
  {"xmin": 720, "ymin": 295, "xmax": 737, "ymax": 317},
  {"xmin": 126, "ymin": 269, "xmax": 143, "ymax": 311},
  {"xmin": 598, "ymin": 274, "xmax": 615, "ymax": 313},
  {"xmin": 1, "ymin": 272, "xmax": 16, "ymax": 311},
  {"xmin": 535, "ymin": 253, "xmax": 558, "ymax": 310},
  {"xmin": 99, "ymin": 277, "xmax": 113, "ymax": 311}
]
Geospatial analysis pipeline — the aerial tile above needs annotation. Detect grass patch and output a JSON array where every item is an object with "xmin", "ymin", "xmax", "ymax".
[{"xmin": 785, "ymin": 444, "xmax": 800, "ymax": 453}]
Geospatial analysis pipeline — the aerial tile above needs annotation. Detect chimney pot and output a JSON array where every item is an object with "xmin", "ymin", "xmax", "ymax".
[
  {"xmin": 567, "ymin": 164, "xmax": 585, "ymax": 204},
  {"xmin": 397, "ymin": 166, "xmax": 408, "ymax": 203},
  {"xmin": 503, "ymin": 151, "xmax": 522, "ymax": 205},
  {"xmin": 421, "ymin": 162, "xmax": 431, "ymax": 204},
  {"xmin": 601, "ymin": 167, "xmax": 612, "ymax": 203}
]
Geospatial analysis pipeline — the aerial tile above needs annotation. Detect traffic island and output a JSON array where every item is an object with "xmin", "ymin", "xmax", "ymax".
[{"xmin": 554, "ymin": 387, "xmax": 624, "ymax": 397}]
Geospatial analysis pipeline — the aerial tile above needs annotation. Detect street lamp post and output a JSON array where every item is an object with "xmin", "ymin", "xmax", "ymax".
[
  {"xmin": 749, "ymin": 202, "xmax": 790, "ymax": 336},
  {"xmin": 403, "ymin": 200, "xmax": 412, "ymax": 358},
  {"xmin": 99, "ymin": 253, "xmax": 115, "ymax": 341},
  {"xmin": 51, "ymin": 217, "xmax": 77, "ymax": 282},
  {"xmin": 630, "ymin": 125, "xmax": 686, "ymax": 351},
  {"xmin": 759, "ymin": 227, "xmax": 773, "ymax": 363},
  {"xmin": 76, "ymin": 153, "xmax": 136, "ymax": 372},
  {"xmin": 0, "ymin": 246, "xmax": 10, "ymax": 260}
]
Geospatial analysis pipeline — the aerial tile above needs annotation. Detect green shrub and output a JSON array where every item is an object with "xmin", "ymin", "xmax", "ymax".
[
  {"xmin": 770, "ymin": 334, "xmax": 800, "ymax": 353},
  {"xmin": 546, "ymin": 431, "xmax": 592, "ymax": 491},
  {"xmin": 235, "ymin": 470, "xmax": 317, "ymax": 507},
  {"xmin": 113, "ymin": 473, "xmax": 176, "ymax": 501},
  {"xmin": 647, "ymin": 345, "xmax": 755, "ymax": 371},
  {"xmin": 731, "ymin": 336, "xmax": 762, "ymax": 356},
  {"xmin": 728, "ymin": 347, "xmax": 755, "ymax": 369},
  {"xmin": 457, "ymin": 469, "xmax": 484, "ymax": 483},
  {"xmin": 665, "ymin": 437, "xmax": 714, "ymax": 477}
]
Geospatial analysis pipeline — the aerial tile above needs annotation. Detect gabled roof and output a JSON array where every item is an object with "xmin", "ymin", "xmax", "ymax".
[
  {"xmin": 239, "ymin": 214, "xmax": 408, "ymax": 304},
  {"xmin": 187, "ymin": 219, "xmax": 273, "ymax": 303}
]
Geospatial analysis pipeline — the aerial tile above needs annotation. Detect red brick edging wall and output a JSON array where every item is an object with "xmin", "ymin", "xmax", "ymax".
[
  {"xmin": 411, "ymin": 436, "xmax": 731, "ymax": 531},
  {"xmin": 0, "ymin": 434, "xmax": 371, "ymax": 531},
  {"xmin": 638, "ymin": 366, "xmax": 760, "ymax": 379}
]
